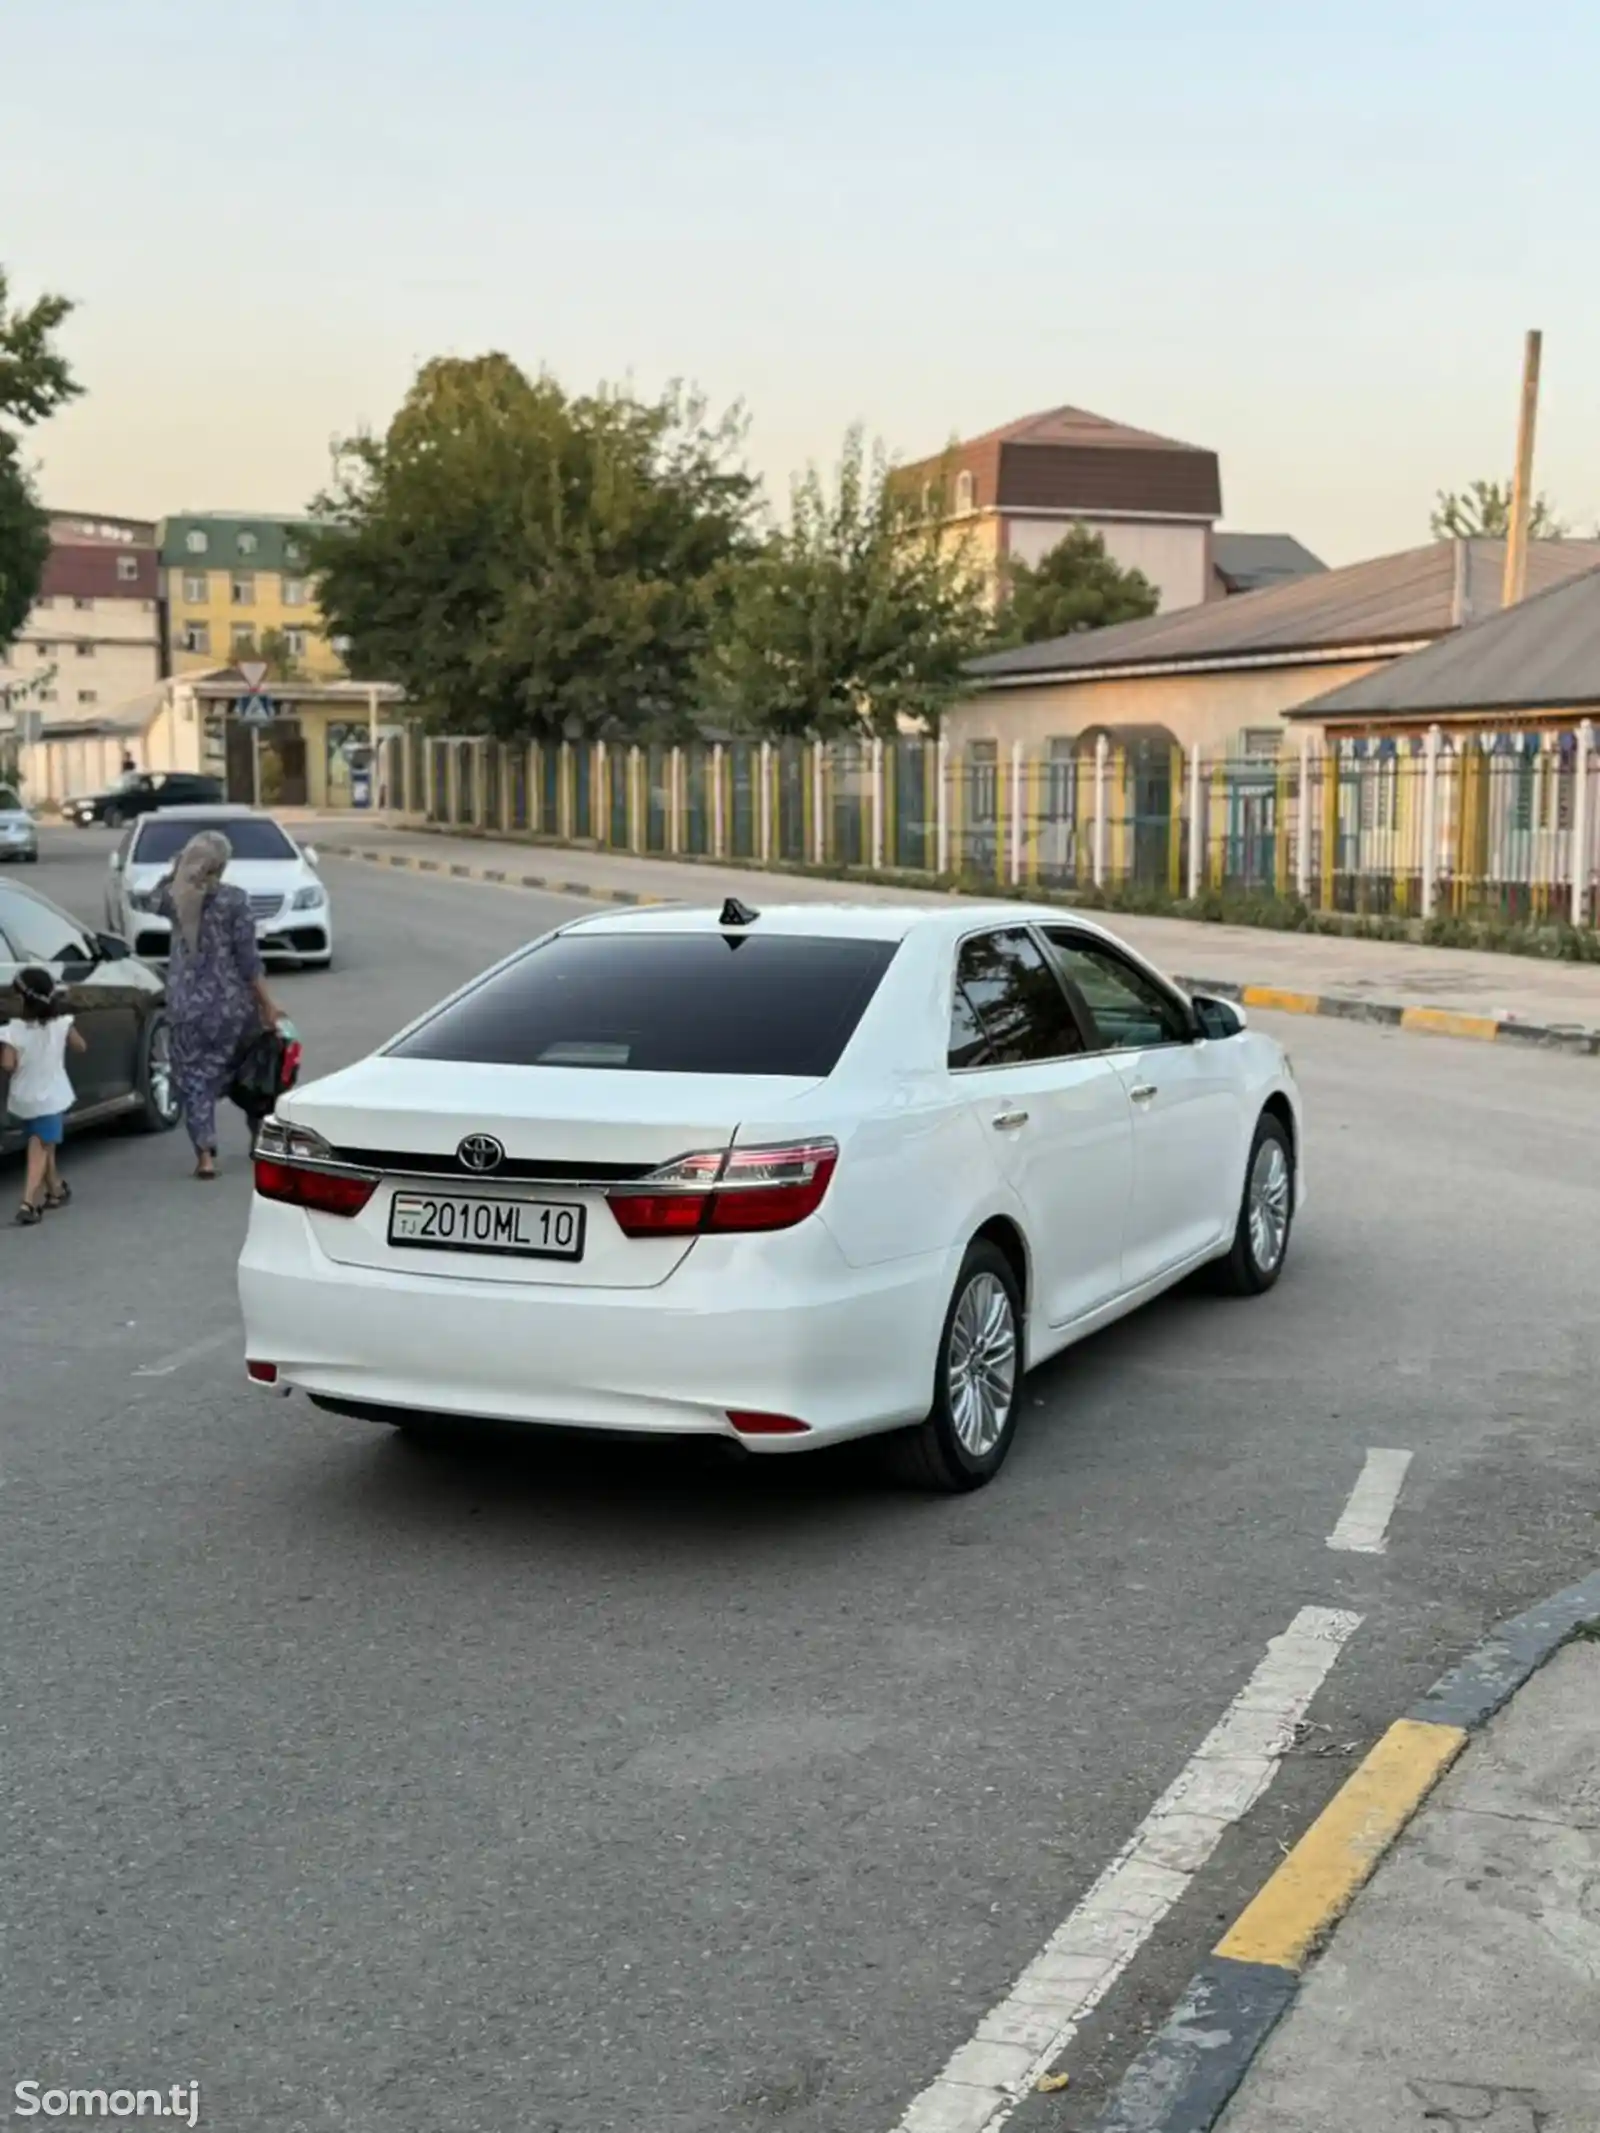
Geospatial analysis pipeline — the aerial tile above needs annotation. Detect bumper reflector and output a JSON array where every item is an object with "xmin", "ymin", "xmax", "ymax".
[
  {"xmin": 246, "ymin": 1360, "xmax": 279, "ymax": 1385},
  {"xmin": 727, "ymin": 1411, "xmax": 810, "ymax": 1436}
]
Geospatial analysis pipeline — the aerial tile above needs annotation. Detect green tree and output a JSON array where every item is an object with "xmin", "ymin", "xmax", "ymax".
[
  {"xmin": 702, "ymin": 429, "xmax": 992, "ymax": 738},
  {"xmin": 1430, "ymin": 479, "xmax": 1567, "ymax": 541},
  {"xmin": 996, "ymin": 524, "xmax": 1159, "ymax": 646},
  {"xmin": 306, "ymin": 354, "xmax": 759, "ymax": 741},
  {"xmin": 0, "ymin": 269, "xmax": 82, "ymax": 653}
]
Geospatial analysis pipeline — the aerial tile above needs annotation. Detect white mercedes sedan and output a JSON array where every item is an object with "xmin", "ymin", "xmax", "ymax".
[
  {"xmin": 238, "ymin": 901, "xmax": 1302, "ymax": 1490},
  {"xmin": 107, "ymin": 805, "xmax": 333, "ymax": 968}
]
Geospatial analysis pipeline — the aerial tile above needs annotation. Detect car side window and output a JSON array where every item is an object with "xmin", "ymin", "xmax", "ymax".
[
  {"xmin": 948, "ymin": 928, "xmax": 1086, "ymax": 1069},
  {"xmin": 0, "ymin": 886, "xmax": 94, "ymax": 968},
  {"xmin": 1042, "ymin": 931, "xmax": 1190, "ymax": 1052}
]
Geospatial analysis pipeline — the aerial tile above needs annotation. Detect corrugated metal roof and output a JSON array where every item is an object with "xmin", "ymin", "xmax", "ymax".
[
  {"xmin": 1291, "ymin": 563, "xmax": 1600, "ymax": 721},
  {"xmin": 1212, "ymin": 533, "xmax": 1327, "ymax": 592},
  {"xmin": 968, "ymin": 538, "xmax": 1600, "ymax": 683}
]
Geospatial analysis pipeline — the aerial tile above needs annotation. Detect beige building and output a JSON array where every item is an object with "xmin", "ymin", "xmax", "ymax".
[
  {"xmin": 899, "ymin": 404, "xmax": 1224, "ymax": 613},
  {"xmin": 5, "ymin": 512, "xmax": 163, "ymax": 725},
  {"xmin": 951, "ymin": 537, "xmax": 1600, "ymax": 758}
]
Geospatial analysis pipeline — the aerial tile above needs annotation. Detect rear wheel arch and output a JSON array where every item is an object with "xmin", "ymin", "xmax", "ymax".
[{"xmin": 973, "ymin": 1214, "xmax": 1029, "ymax": 1339}]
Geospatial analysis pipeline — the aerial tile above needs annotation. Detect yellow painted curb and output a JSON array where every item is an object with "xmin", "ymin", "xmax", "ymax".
[
  {"xmin": 1215, "ymin": 1719, "xmax": 1466, "ymax": 1971},
  {"xmin": 1240, "ymin": 985, "xmax": 1322, "ymax": 1017},
  {"xmin": 1399, "ymin": 1006, "xmax": 1501, "ymax": 1042}
]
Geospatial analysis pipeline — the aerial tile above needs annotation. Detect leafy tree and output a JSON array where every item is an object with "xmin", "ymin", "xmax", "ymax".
[
  {"xmin": 306, "ymin": 355, "xmax": 759, "ymax": 741},
  {"xmin": 0, "ymin": 269, "xmax": 82, "ymax": 652},
  {"xmin": 1430, "ymin": 479, "xmax": 1566, "ymax": 541},
  {"xmin": 702, "ymin": 429, "xmax": 992, "ymax": 738},
  {"xmin": 996, "ymin": 524, "xmax": 1159, "ymax": 646},
  {"xmin": 0, "ymin": 447, "xmax": 50, "ymax": 654}
]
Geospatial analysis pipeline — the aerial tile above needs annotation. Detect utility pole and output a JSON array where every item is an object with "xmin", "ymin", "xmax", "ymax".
[{"xmin": 1502, "ymin": 329, "xmax": 1542, "ymax": 610}]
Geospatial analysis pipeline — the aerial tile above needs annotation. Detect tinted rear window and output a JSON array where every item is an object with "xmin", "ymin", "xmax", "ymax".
[
  {"xmin": 391, "ymin": 932, "xmax": 899, "ymax": 1076},
  {"xmin": 132, "ymin": 818, "xmax": 296, "ymax": 864}
]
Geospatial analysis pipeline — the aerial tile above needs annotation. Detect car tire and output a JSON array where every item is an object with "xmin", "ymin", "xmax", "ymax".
[
  {"xmin": 132, "ymin": 1013, "xmax": 181, "ymax": 1134},
  {"xmin": 1212, "ymin": 1111, "xmax": 1295, "ymax": 1297},
  {"xmin": 887, "ymin": 1239, "xmax": 1025, "ymax": 1492},
  {"xmin": 22, "ymin": 850, "xmax": 37, "ymax": 863}
]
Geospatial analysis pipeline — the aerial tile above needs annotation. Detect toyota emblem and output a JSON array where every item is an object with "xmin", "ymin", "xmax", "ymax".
[{"xmin": 456, "ymin": 1133, "xmax": 505, "ymax": 1174}]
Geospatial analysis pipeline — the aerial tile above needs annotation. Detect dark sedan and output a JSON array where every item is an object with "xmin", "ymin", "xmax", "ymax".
[
  {"xmin": 63, "ymin": 771, "xmax": 224, "ymax": 829},
  {"xmin": 0, "ymin": 878, "xmax": 179, "ymax": 1155}
]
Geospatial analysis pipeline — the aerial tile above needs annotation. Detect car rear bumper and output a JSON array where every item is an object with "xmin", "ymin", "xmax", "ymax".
[{"xmin": 237, "ymin": 1197, "xmax": 950, "ymax": 1449}]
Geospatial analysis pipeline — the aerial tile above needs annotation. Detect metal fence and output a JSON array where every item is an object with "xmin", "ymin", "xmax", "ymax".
[{"xmin": 407, "ymin": 727, "xmax": 1600, "ymax": 926}]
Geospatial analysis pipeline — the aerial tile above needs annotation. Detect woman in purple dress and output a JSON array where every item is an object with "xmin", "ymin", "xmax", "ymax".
[{"xmin": 153, "ymin": 831, "xmax": 281, "ymax": 1178}]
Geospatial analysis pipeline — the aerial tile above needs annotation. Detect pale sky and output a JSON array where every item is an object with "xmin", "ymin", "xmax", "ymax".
[{"xmin": 9, "ymin": 0, "xmax": 1600, "ymax": 562}]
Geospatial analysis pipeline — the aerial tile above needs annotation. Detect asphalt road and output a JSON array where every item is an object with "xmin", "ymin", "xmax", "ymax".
[{"xmin": 4, "ymin": 827, "xmax": 1597, "ymax": 2133}]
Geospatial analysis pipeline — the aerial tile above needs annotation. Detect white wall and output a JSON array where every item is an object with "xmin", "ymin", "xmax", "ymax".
[
  {"xmin": 1003, "ymin": 514, "xmax": 1211, "ymax": 613},
  {"xmin": 14, "ymin": 592, "xmax": 162, "ymax": 725}
]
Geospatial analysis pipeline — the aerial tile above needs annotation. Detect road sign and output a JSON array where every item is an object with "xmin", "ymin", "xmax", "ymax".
[
  {"xmin": 237, "ymin": 660, "xmax": 269, "ymax": 691},
  {"xmin": 233, "ymin": 693, "xmax": 276, "ymax": 724}
]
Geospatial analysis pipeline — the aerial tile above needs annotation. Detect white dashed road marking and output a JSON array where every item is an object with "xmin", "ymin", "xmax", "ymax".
[
  {"xmin": 1327, "ymin": 1448, "xmax": 1414, "ymax": 1555},
  {"xmin": 890, "ymin": 1605, "xmax": 1363, "ymax": 2133}
]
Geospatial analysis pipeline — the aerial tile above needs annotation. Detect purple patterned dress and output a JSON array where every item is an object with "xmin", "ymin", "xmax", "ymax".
[{"xmin": 155, "ymin": 881, "xmax": 262, "ymax": 1153}]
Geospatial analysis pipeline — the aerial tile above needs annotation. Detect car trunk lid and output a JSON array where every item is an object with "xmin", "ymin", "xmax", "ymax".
[{"xmin": 279, "ymin": 1058, "xmax": 824, "ymax": 1288}]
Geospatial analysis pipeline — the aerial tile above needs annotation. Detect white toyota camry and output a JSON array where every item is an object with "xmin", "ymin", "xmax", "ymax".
[{"xmin": 238, "ymin": 900, "xmax": 1302, "ymax": 1490}]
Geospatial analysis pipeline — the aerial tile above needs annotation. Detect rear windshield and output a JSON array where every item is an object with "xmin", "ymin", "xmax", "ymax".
[
  {"xmin": 132, "ymin": 818, "xmax": 297, "ymax": 864},
  {"xmin": 0, "ymin": 789, "xmax": 21, "ymax": 811},
  {"xmin": 391, "ymin": 932, "xmax": 899, "ymax": 1077}
]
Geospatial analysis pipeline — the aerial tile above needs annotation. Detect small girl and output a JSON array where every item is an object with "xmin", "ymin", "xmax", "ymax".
[{"xmin": 1, "ymin": 967, "xmax": 88, "ymax": 1226}]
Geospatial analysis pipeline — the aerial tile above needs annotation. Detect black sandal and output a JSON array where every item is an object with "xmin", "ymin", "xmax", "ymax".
[
  {"xmin": 15, "ymin": 1202, "xmax": 42, "ymax": 1226},
  {"xmin": 44, "ymin": 1182, "xmax": 72, "ymax": 1210}
]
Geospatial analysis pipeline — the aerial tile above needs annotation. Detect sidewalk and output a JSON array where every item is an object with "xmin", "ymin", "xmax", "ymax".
[
  {"xmin": 1215, "ymin": 1638, "xmax": 1600, "ymax": 2133},
  {"xmin": 306, "ymin": 819, "xmax": 1600, "ymax": 1050}
]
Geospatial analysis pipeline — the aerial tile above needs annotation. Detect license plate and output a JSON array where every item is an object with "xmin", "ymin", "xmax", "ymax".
[{"xmin": 387, "ymin": 1191, "xmax": 586, "ymax": 1261}]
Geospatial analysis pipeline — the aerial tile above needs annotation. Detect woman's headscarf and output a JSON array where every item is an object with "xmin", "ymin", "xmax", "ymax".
[{"xmin": 170, "ymin": 830, "xmax": 231, "ymax": 953}]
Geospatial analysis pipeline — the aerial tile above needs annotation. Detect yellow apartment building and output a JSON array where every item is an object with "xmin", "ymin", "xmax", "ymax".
[{"xmin": 160, "ymin": 512, "xmax": 346, "ymax": 679}]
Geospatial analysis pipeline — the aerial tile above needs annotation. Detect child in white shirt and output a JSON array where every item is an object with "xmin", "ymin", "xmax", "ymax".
[{"xmin": 1, "ymin": 967, "xmax": 88, "ymax": 1226}]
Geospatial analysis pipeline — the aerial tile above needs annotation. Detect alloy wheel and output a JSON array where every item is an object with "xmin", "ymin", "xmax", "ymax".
[
  {"xmin": 1247, "ymin": 1137, "xmax": 1291, "ymax": 1274},
  {"xmin": 947, "ymin": 1271, "xmax": 1018, "ymax": 1458}
]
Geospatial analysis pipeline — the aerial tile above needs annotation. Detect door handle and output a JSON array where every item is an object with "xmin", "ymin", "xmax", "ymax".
[
  {"xmin": 991, "ymin": 1109, "xmax": 1030, "ymax": 1131},
  {"xmin": 1128, "ymin": 1084, "xmax": 1158, "ymax": 1106}
]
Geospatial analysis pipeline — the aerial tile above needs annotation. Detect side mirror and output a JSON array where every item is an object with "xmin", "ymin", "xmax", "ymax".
[
  {"xmin": 1193, "ymin": 993, "xmax": 1247, "ymax": 1039},
  {"xmin": 303, "ymin": 845, "xmax": 319, "ymax": 867},
  {"xmin": 93, "ymin": 931, "xmax": 133, "ymax": 962},
  {"xmin": 109, "ymin": 850, "xmax": 124, "ymax": 870}
]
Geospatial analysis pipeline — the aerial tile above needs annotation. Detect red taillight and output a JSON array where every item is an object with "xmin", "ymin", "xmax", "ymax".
[
  {"xmin": 253, "ymin": 1157, "xmax": 377, "ymax": 1218},
  {"xmin": 246, "ymin": 1360, "xmax": 279, "ymax": 1385},
  {"xmin": 607, "ymin": 1192, "xmax": 712, "ymax": 1238},
  {"xmin": 607, "ymin": 1140, "xmax": 838, "ymax": 1239},
  {"xmin": 727, "ymin": 1411, "xmax": 810, "ymax": 1436}
]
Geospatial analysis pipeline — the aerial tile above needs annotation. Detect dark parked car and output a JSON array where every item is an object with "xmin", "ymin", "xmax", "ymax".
[
  {"xmin": 0, "ymin": 878, "xmax": 179, "ymax": 1155},
  {"xmin": 64, "ymin": 771, "xmax": 225, "ymax": 830}
]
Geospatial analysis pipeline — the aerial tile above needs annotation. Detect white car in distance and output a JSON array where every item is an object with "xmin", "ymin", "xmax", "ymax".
[
  {"xmin": 107, "ymin": 805, "xmax": 333, "ymax": 968},
  {"xmin": 238, "ymin": 900, "xmax": 1302, "ymax": 1491}
]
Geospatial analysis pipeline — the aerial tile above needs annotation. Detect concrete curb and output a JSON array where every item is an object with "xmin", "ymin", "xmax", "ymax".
[
  {"xmin": 1185, "ymin": 976, "xmax": 1600, "ymax": 1058},
  {"xmin": 317, "ymin": 842, "xmax": 1600, "ymax": 1060},
  {"xmin": 1089, "ymin": 1569, "xmax": 1600, "ymax": 2133}
]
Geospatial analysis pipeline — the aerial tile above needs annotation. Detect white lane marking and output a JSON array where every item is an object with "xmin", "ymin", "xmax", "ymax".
[
  {"xmin": 890, "ymin": 1605, "xmax": 1362, "ymax": 2133},
  {"xmin": 1326, "ymin": 1448, "xmax": 1413, "ymax": 1555},
  {"xmin": 131, "ymin": 1328, "xmax": 237, "ymax": 1378}
]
